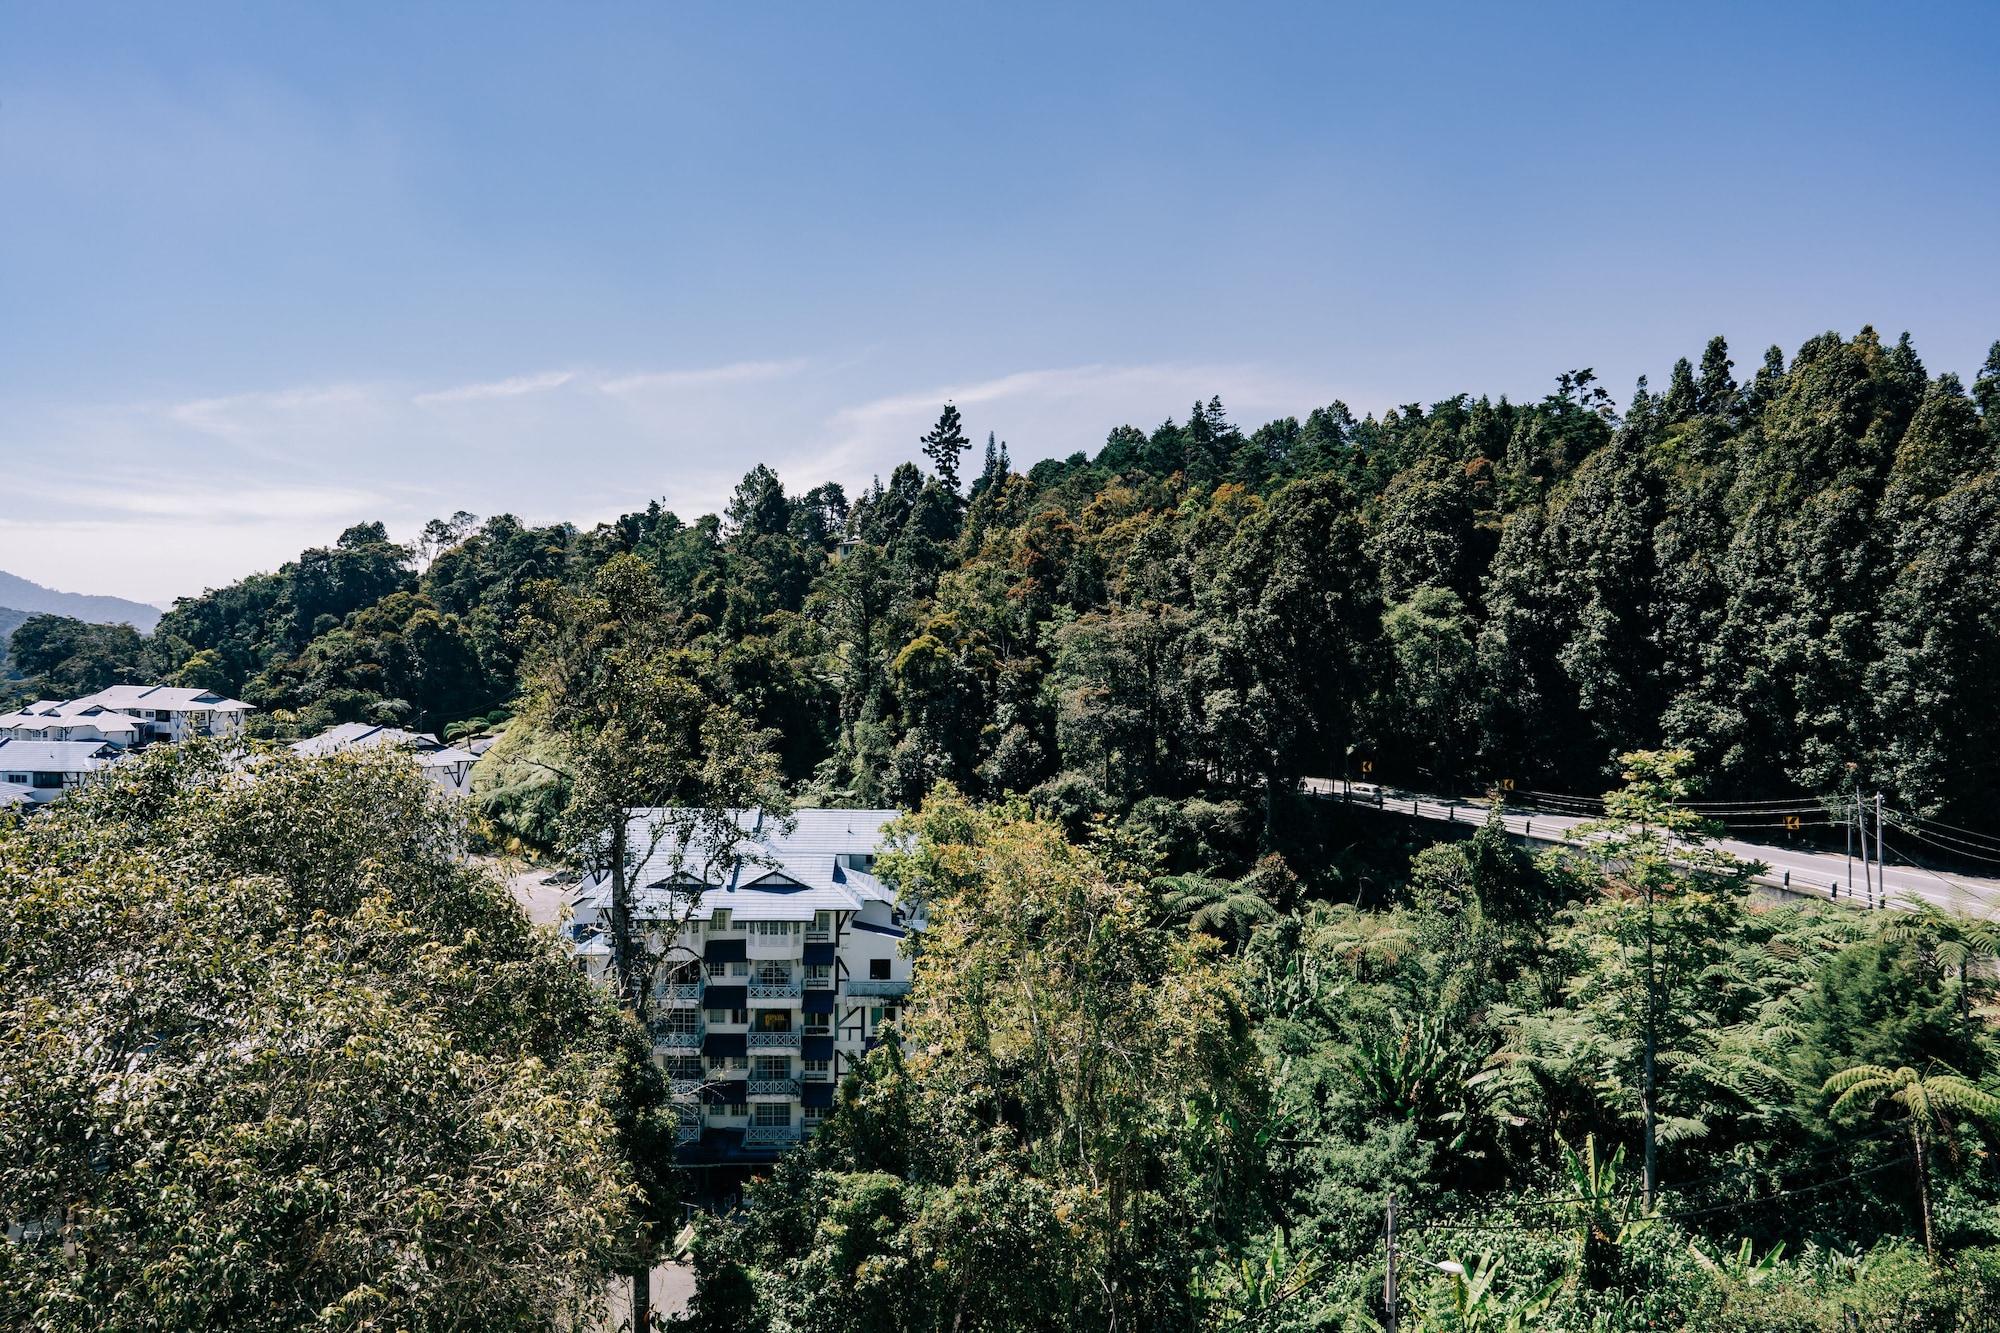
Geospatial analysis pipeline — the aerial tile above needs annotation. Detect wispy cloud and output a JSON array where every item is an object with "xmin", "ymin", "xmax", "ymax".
[
  {"xmin": 598, "ymin": 358, "xmax": 811, "ymax": 396},
  {"xmin": 413, "ymin": 370, "xmax": 577, "ymax": 405},
  {"xmin": 3, "ymin": 354, "xmax": 1343, "ymax": 604},
  {"xmin": 167, "ymin": 383, "xmax": 378, "ymax": 442}
]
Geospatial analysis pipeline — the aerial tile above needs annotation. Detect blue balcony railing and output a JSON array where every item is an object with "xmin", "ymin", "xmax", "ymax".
[{"xmin": 845, "ymin": 978, "xmax": 911, "ymax": 998}]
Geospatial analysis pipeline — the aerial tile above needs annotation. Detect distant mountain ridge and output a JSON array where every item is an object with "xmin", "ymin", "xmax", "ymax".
[{"xmin": 0, "ymin": 571, "xmax": 162, "ymax": 633}]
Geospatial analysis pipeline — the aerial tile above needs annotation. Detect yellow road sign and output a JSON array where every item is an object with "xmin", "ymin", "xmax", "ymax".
[
  {"xmin": 1501, "ymin": 778, "xmax": 1515, "ymax": 791},
  {"xmin": 1359, "ymin": 760, "xmax": 1374, "ymax": 775},
  {"xmin": 1784, "ymin": 815, "xmax": 1802, "ymax": 831}
]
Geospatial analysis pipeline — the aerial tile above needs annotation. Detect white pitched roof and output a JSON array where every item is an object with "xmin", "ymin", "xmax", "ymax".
[
  {"xmin": 0, "ymin": 708, "xmax": 145, "ymax": 732},
  {"xmin": 293, "ymin": 723, "xmax": 459, "ymax": 756},
  {"xmin": 0, "ymin": 738, "xmax": 119, "ymax": 770},
  {"xmin": 75, "ymin": 685, "xmax": 252, "ymax": 713},
  {"xmin": 579, "ymin": 807, "xmax": 902, "ymax": 923},
  {"xmin": 0, "ymin": 782, "xmax": 32, "ymax": 806}
]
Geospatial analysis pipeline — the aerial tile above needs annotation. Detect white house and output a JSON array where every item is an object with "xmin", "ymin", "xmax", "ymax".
[
  {"xmin": 571, "ymin": 807, "xmax": 920, "ymax": 1164},
  {"xmin": 290, "ymin": 723, "xmax": 479, "ymax": 795},
  {"xmin": 0, "ymin": 700, "xmax": 148, "ymax": 747},
  {"xmin": 0, "ymin": 738, "xmax": 121, "ymax": 804},
  {"xmin": 0, "ymin": 685, "xmax": 250, "ymax": 749},
  {"xmin": 68, "ymin": 685, "xmax": 252, "ymax": 744}
]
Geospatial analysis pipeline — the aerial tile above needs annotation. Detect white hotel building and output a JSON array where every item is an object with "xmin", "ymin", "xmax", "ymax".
[{"xmin": 571, "ymin": 807, "xmax": 918, "ymax": 1164}]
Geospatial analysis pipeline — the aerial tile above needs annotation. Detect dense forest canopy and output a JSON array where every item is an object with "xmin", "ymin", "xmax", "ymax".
[
  {"xmin": 12, "ymin": 329, "xmax": 2000, "ymax": 1331},
  {"xmin": 11, "ymin": 328, "xmax": 2000, "ymax": 841}
]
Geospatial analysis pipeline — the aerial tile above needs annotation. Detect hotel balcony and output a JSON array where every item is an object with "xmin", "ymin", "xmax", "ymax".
[
  {"xmin": 844, "ymin": 978, "xmax": 911, "ymax": 998},
  {"xmin": 747, "ymin": 1029, "xmax": 801, "ymax": 1050},
  {"xmin": 748, "ymin": 976, "xmax": 802, "ymax": 1001},
  {"xmin": 658, "ymin": 980, "xmax": 705, "ymax": 1006},
  {"xmin": 676, "ymin": 1120, "xmax": 702, "ymax": 1145},
  {"xmin": 742, "ymin": 1123, "xmax": 803, "ymax": 1147},
  {"xmin": 748, "ymin": 1077, "xmax": 801, "ymax": 1099},
  {"xmin": 746, "ymin": 935, "xmax": 804, "ymax": 961},
  {"xmin": 651, "ymin": 1024, "xmax": 703, "ymax": 1051}
]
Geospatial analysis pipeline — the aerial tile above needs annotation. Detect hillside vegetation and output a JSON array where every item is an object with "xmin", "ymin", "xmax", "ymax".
[
  {"xmin": 10, "ymin": 328, "xmax": 2000, "ymax": 1330},
  {"xmin": 10, "ymin": 328, "xmax": 1999, "ymax": 844}
]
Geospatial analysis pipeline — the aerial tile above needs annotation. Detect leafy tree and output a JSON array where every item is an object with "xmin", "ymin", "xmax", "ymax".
[
  {"xmin": 5, "ymin": 614, "xmax": 147, "ymax": 697},
  {"xmin": 0, "ymin": 742, "xmax": 667, "ymax": 1330},
  {"xmin": 710, "ymin": 793, "xmax": 1265, "ymax": 1332}
]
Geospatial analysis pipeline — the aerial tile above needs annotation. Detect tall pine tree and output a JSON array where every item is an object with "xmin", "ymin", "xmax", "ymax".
[{"xmin": 921, "ymin": 401, "xmax": 971, "ymax": 492}]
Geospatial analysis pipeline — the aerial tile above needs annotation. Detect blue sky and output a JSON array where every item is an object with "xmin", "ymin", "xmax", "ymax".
[{"xmin": 3, "ymin": 2, "xmax": 1996, "ymax": 605}]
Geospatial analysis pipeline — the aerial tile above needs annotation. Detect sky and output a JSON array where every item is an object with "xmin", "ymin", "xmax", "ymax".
[{"xmin": 2, "ymin": 2, "xmax": 1996, "ymax": 606}]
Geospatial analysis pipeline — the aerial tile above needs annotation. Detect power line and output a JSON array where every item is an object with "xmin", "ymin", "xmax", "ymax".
[
  {"xmin": 1882, "ymin": 814, "xmax": 2000, "ymax": 868},
  {"xmin": 1892, "ymin": 810, "xmax": 2000, "ymax": 851},
  {"xmin": 1872, "ymin": 830, "xmax": 1991, "ymax": 904},
  {"xmin": 1881, "ymin": 818, "xmax": 2000, "ymax": 873},
  {"xmin": 1398, "ymin": 1130, "xmax": 1903, "ymax": 1226},
  {"xmin": 1403, "ymin": 1155, "xmax": 1914, "ymax": 1238}
]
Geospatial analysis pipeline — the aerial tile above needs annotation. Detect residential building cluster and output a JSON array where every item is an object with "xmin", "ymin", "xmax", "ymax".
[
  {"xmin": 0, "ymin": 684, "xmax": 252, "ymax": 808},
  {"xmin": 0, "ymin": 685, "xmax": 485, "ymax": 811},
  {"xmin": 571, "ymin": 807, "xmax": 919, "ymax": 1166}
]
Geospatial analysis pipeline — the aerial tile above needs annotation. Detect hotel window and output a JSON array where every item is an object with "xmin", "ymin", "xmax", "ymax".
[
  {"xmin": 756, "ymin": 1010, "xmax": 793, "ymax": 1032},
  {"xmin": 722, "ymin": 1100, "xmax": 747, "ymax": 1118},
  {"xmin": 803, "ymin": 1106, "xmax": 828, "ymax": 1126},
  {"xmin": 805, "ymin": 963, "xmax": 832, "ymax": 984},
  {"xmin": 706, "ymin": 960, "xmax": 726, "ymax": 979},
  {"xmin": 804, "ymin": 1012, "xmax": 830, "ymax": 1034},
  {"xmin": 803, "ymin": 1058, "xmax": 831, "ymax": 1077},
  {"xmin": 711, "ymin": 909, "xmax": 731, "ymax": 931},
  {"xmin": 705, "ymin": 1008, "xmax": 729, "ymax": 1025},
  {"xmin": 752, "ymin": 1056, "xmax": 790, "ymax": 1080},
  {"xmin": 812, "ymin": 911, "xmax": 832, "ymax": 932},
  {"xmin": 752, "ymin": 1103, "xmax": 791, "ymax": 1128},
  {"xmin": 656, "ymin": 1009, "xmax": 698, "ymax": 1036},
  {"xmin": 869, "ymin": 958, "xmax": 892, "ymax": 980},
  {"xmin": 729, "ymin": 961, "xmax": 750, "ymax": 977}
]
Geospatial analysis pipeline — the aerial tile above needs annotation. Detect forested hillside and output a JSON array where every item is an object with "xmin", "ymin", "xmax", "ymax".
[
  {"xmin": 17, "ymin": 326, "xmax": 1996, "ymax": 842},
  {"xmin": 11, "ymin": 328, "xmax": 2000, "ymax": 1330}
]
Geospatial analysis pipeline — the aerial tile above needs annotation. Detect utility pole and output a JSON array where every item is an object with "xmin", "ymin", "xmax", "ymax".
[
  {"xmin": 1383, "ymin": 1191, "xmax": 1398, "ymax": 1333},
  {"xmin": 1874, "ymin": 791, "xmax": 1886, "ymax": 910},
  {"xmin": 1856, "ymin": 779, "xmax": 1873, "ymax": 907},
  {"xmin": 1845, "ymin": 781, "xmax": 1855, "ymax": 900}
]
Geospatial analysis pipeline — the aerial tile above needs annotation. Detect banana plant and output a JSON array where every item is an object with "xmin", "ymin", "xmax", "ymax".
[
  {"xmin": 1416, "ymin": 1252, "xmax": 1558, "ymax": 1332},
  {"xmin": 1688, "ymin": 1236, "xmax": 1787, "ymax": 1287}
]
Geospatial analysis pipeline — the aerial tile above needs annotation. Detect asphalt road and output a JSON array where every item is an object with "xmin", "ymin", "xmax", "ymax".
[{"xmin": 1303, "ymin": 778, "xmax": 2000, "ymax": 917}]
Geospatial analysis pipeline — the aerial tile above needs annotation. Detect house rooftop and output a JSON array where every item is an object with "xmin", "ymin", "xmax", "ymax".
[
  {"xmin": 0, "ymin": 738, "xmax": 120, "ymax": 768},
  {"xmin": 292, "ymin": 723, "xmax": 445, "ymax": 757},
  {"xmin": 75, "ymin": 685, "xmax": 252, "ymax": 713},
  {"xmin": 577, "ymin": 807, "xmax": 903, "ymax": 923}
]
